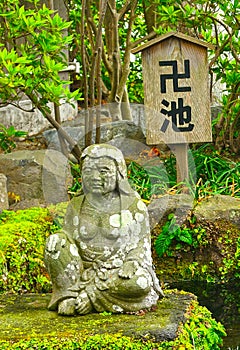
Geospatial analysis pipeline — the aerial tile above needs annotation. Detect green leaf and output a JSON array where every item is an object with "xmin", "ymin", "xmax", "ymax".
[
  {"xmin": 155, "ymin": 232, "xmax": 172, "ymax": 257},
  {"xmin": 179, "ymin": 231, "xmax": 193, "ymax": 245}
]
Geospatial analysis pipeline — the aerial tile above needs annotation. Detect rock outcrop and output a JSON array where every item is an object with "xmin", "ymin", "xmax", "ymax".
[
  {"xmin": 0, "ymin": 150, "xmax": 72, "ymax": 209},
  {"xmin": 194, "ymin": 195, "xmax": 240, "ymax": 228}
]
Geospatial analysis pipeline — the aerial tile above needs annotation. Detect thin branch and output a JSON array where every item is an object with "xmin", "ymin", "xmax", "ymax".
[
  {"xmin": 208, "ymin": 14, "xmax": 232, "ymax": 37},
  {"xmin": 209, "ymin": 35, "xmax": 234, "ymax": 68},
  {"xmin": 107, "ymin": 2, "xmax": 120, "ymax": 103},
  {"xmin": 118, "ymin": 0, "xmax": 131, "ymax": 20},
  {"xmin": 87, "ymin": 14, "xmax": 112, "ymax": 75},
  {"xmin": 106, "ymin": 1, "xmax": 115, "ymax": 16},
  {"xmin": 131, "ymin": 31, "xmax": 157, "ymax": 49},
  {"xmin": 95, "ymin": 46, "xmax": 102, "ymax": 144},
  {"xmin": 81, "ymin": 0, "xmax": 91, "ymax": 147},
  {"xmin": 89, "ymin": 0, "xmax": 108, "ymax": 107},
  {"xmin": 81, "ymin": 0, "xmax": 88, "ymax": 110},
  {"xmin": 116, "ymin": 0, "xmax": 137, "ymax": 101}
]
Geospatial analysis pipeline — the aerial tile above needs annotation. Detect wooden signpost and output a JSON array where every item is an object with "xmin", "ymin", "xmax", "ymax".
[{"xmin": 132, "ymin": 32, "xmax": 214, "ymax": 183}]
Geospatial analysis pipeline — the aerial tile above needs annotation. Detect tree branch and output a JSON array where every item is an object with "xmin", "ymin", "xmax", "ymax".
[
  {"xmin": 118, "ymin": 0, "xmax": 131, "ymax": 20},
  {"xmin": 27, "ymin": 93, "xmax": 82, "ymax": 161},
  {"xmin": 116, "ymin": 0, "xmax": 137, "ymax": 102},
  {"xmin": 131, "ymin": 31, "xmax": 157, "ymax": 49}
]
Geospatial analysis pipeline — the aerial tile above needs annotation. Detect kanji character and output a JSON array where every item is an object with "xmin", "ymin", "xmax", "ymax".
[
  {"xmin": 159, "ymin": 60, "xmax": 191, "ymax": 93},
  {"xmin": 160, "ymin": 98, "xmax": 194, "ymax": 132}
]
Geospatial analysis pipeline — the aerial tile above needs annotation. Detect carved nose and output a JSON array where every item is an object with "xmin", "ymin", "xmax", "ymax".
[{"xmin": 91, "ymin": 170, "xmax": 101, "ymax": 180}]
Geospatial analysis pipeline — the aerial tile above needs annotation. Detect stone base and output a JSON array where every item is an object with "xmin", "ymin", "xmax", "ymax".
[{"xmin": 0, "ymin": 291, "xmax": 195, "ymax": 342}]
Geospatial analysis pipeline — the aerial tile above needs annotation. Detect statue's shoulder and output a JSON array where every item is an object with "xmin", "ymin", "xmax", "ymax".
[
  {"xmin": 66, "ymin": 195, "xmax": 85, "ymax": 214},
  {"xmin": 122, "ymin": 192, "xmax": 148, "ymax": 214}
]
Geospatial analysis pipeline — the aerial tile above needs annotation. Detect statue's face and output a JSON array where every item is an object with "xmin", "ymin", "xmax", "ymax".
[{"xmin": 82, "ymin": 157, "xmax": 117, "ymax": 195}]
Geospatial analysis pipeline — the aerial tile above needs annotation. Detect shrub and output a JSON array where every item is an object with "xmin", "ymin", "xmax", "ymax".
[
  {"xmin": 0, "ymin": 124, "xmax": 27, "ymax": 153},
  {"xmin": 0, "ymin": 207, "xmax": 57, "ymax": 293}
]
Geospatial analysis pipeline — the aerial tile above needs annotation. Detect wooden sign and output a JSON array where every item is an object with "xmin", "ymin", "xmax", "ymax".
[{"xmin": 132, "ymin": 32, "xmax": 213, "ymax": 145}]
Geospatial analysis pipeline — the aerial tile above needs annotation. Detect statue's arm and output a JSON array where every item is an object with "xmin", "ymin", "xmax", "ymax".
[{"xmin": 45, "ymin": 196, "xmax": 84, "ymax": 252}]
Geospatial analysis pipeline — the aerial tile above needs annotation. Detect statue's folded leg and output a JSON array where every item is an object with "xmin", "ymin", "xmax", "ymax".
[
  {"xmin": 44, "ymin": 232, "xmax": 83, "ymax": 311},
  {"xmin": 74, "ymin": 267, "xmax": 158, "ymax": 314}
]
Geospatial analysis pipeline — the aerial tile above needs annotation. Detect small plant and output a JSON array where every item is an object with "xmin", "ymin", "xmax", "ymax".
[
  {"xmin": 127, "ymin": 161, "xmax": 152, "ymax": 200},
  {"xmin": 0, "ymin": 124, "xmax": 27, "ymax": 153},
  {"xmin": 127, "ymin": 160, "xmax": 171, "ymax": 200},
  {"xmin": 8, "ymin": 192, "xmax": 21, "ymax": 203},
  {"xmin": 155, "ymin": 214, "xmax": 193, "ymax": 257},
  {"xmin": 172, "ymin": 299, "xmax": 226, "ymax": 350},
  {"xmin": 68, "ymin": 161, "xmax": 82, "ymax": 195},
  {"xmin": 219, "ymin": 236, "xmax": 240, "ymax": 281}
]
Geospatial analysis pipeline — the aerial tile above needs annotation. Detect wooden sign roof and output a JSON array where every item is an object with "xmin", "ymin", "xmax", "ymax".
[{"xmin": 132, "ymin": 31, "xmax": 215, "ymax": 54}]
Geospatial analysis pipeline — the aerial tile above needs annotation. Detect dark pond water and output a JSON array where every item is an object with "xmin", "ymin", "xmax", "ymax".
[{"xmin": 170, "ymin": 281, "xmax": 240, "ymax": 350}]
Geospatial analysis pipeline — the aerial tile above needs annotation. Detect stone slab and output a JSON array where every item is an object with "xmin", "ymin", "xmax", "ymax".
[
  {"xmin": 0, "ymin": 291, "xmax": 195, "ymax": 343},
  {"xmin": 194, "ymin": 195, "xmax": 240, "ymax": 227}
]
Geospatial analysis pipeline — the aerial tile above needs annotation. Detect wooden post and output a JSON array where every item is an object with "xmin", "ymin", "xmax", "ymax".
[{"xmin": 172, "ymin": 144, "xmax": 188, "ymax": 183}]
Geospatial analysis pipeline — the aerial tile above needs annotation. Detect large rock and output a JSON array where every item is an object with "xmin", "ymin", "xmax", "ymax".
[
  {"xmin": 194, "ymin": 195, "xmax": 240, "ymax": 227},
  {"xmin": 0, "ymin": 150, "xmax": 72, "ymax": 209},
  {"xmin": 148, "ymin": 194, "xmax": 240, "ymax": 230},
  {"xmin": 0, "ymin": 100, "xmax": 78, "ymax": 136},
  {"xmin": 148, "ymin": 194, "xmax": 194, "ymax": 229},
  {"xmin": 153, "ymin": 194, "xmax": 240, "ymax": 284},
  {"xmin": 43, "ymin": 120, "xmax": 146, "ymax": 153}
]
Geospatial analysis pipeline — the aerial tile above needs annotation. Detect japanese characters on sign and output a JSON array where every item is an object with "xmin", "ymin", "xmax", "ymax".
[{"xmin": 159, "ymin": 59, "xmax": 194, "ymax": 133}]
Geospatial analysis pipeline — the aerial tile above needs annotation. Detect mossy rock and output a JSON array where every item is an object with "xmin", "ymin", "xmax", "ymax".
[
  {"xmin": 154, "ymin": 217, "xmax": 240, "ymax": 283},
  {"xmin": 0, "ymin": 290, "xmax": 226, "ymax": 349}
]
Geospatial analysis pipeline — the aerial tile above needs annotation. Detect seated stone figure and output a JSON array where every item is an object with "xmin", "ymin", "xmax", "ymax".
[{"xmin": 44, "ymin": 143, "xmax": 163, "ymax": 315}]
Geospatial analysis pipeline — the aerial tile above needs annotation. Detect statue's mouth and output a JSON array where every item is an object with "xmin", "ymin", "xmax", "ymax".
[{"xmin": 92, "ymin": 182, "xmax": 102, "ymax": 187}]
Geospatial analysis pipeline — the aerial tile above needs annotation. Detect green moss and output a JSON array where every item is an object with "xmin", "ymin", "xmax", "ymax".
[
  {"xmin": 160, "ymin": 296, "xmax": 226, "ymax": 349},
  {"xmin": 47, "ymin": 201, "xmax": 68, "ymax": 228},
  {"xmin": 0, "ymin": 291, "xmax": 226, "ymax": 349},
  {"xmin": 0, "ymin": 207, "xmax": 57, "ymax": 293}
]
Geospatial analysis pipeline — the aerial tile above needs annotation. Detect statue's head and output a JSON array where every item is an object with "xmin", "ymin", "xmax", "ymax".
[{"xmin": 81, "ymin": 144, "xmax": 134, "ymax": 196}]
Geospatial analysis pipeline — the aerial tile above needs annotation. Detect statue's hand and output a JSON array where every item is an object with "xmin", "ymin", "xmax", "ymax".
[
  {"xmin": 46, "ymin": 233, "xmax": 66, "ymax": 252},
  {"xmin": 118, "ymin": 261, "xmax": 139, "ymax": 279}
]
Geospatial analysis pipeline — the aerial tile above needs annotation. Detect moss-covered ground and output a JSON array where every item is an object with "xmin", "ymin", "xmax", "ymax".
[
  {"xmin": 0, "ymin": 290, "xmax": 226, "ymax": 349},
  {"xmin": 0, "ymin": 291, "xmax": 192, "ymax": 341}
]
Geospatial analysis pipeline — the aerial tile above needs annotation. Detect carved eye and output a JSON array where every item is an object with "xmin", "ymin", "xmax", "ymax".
[
  {"xmin": 83, "ymin": 168, "xmax": 92, "ymax": 174},
  {"xmin": 100, "ymin": 168, "xmax": 109, "ymax": 174}
]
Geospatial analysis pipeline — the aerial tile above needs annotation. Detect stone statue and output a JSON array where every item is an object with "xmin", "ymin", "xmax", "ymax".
[{"xmin": 44, "ymin": 144, "xmax": 163, "ymax": 315}]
